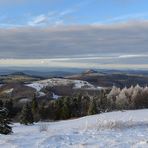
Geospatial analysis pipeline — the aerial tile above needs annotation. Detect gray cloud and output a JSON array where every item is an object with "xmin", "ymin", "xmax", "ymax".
[{"xmin": 0, "ymin": 21, "xmax": 148, "ymax": 68}]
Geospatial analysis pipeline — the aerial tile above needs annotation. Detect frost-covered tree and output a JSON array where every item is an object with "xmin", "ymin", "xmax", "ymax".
[
  {"xmin": 127, "ymin": 86, "xmax": 134, "ymax": 97},
  {"xmin": 107, "ymin": 85, "xmax": 148, "ymax": 109},
  {"xmin": 0, "ymin": 108, "xmax": 12, "ymax": 135},
  {"xmin": 116, "ymin": 90, "xmax": 129, "ymax": 110},
  {"xmin": 107, "ymin": 86, "xmax": 121, "ymax": 109},
  {"xmin": 133, "ymin": 85, "xmax": 148, "ymax": 108},
  {"xmin": 143, "ymin": 86, "xmax": 148, "ymax": 92},
  {"xmin": 107, "ymin": 86, "xmax": 121, "ymax": 101},
  {"xmin": 130, "ymin": 85, "xmax": 142, "ymax": 108}
]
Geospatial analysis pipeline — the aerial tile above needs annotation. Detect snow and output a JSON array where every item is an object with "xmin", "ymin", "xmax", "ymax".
[
  {"xmin": 97, "ymin": 86, "xmax": 104, "ymax": 90},
  {"xmin": 0, "ymin": 109, "xmax": 148, "ymax": 148},
  {"xmin": 27, "ymin": 78, "xmax": 102, "ymax": 92},
  {"xmin": 3, "ymin": 88, "xmax": 13, "ymax": 94},
  {"xmin": 52, "ymin": 92, "xmax": 60, "ymax": 99},
  {"xmin": 73, "ymin": 80, "xmax": 94, "ymax": 89},
  {"xmin": 27, "ymin": 83, "xmax": 44, "ymax": 92},
  {"xmin": 19, "ymin": 98, "xmax": 30, "ymax": 103},
  {"xmin": 38, "ymin": 92, "xmax": 46, "ymax": 97}
]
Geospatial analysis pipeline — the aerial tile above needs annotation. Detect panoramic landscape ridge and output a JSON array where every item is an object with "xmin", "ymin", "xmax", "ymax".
[{"xmin": 0, "ymin": 0, "xmax": 148, "ymax": 147}]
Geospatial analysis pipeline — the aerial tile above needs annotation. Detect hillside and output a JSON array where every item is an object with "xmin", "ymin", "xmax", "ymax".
[
  {"xmin": 0, "ymin": 72, "xmax": 42, "ymax": 84},
  {"xmin": 0, "ymin": 109, "xmax": 148, "ymax": 147},
  {"xmin": 66, "ymin": 71, "xmax": 148, "ymax": 88}
]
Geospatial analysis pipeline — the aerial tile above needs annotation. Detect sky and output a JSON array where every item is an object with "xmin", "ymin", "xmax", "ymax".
[{"xmin": 0, "ymin": 0, "xmax": 148, "ymax": 69}]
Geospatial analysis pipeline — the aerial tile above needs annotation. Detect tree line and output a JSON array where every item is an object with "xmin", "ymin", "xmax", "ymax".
[{"xmin": 1, "ymin": 85, "xmax": 148, "ymax": 134}]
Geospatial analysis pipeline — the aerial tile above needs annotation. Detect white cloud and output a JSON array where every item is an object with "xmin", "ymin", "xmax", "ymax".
[
  {"xmin": 54, "ymin": 20, "xmax": 64, "ymax": 26},
  {"xmin": 0, "ymin": 59, "xmax": 147, "ymax": 70},
  {"xmin": 118, "ymin": 54, "xmax": 148, "ymax": 58},
  {"xmin": 59, "ymin": 9, "xmax": 74, "ymax": 16},
  {"xmin": 28, "ymin": 15, "xmax": 48, "ymax": 26},
  {"xmin": 27, "ymin": 9, "xmax": 74, "ymax": 27},
  {"xmin": 93, "ymin": 13, "xmax": 148, "ymax": 25}
]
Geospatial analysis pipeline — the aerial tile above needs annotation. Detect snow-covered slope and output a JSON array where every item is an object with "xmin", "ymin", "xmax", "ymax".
[
  {"xmin": 0, "ymin": 109, "xmax": 148, "ymax": 148},
  {"xmin": 2, "ymin": 88, "xmax": 13, "ymax": 94},
  {"xmin": 27, "ymin": 78, "xmax": 100, "ymax": 92}
]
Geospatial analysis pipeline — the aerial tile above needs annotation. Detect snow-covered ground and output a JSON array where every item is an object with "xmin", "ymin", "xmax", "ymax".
[
  {"xmin": 2, "ymin": 88, "xmax": 14, "ymax": 94},
  {"xmin": 52, "ymin": 92, "xmax": 60, "ymax": 100},
  {"xmin": 27, "ymin": 78, "xmax": 102, "ymax": 99},
  {"xmin": 27, "ymin": 78, "xmax": 100, "ymax": 92},
  {"xmin": 0, "ymin": 109, "xmax": 148, "ymax": 148}
]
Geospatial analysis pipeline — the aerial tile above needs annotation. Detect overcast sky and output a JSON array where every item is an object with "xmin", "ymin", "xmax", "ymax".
[{"xmin": 0, "ymin": 0, "xmax": 148, "ymax": 69}]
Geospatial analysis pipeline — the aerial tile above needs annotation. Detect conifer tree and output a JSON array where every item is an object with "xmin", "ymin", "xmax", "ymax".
[
  {"xmin": 61, "ymin": 97, "xmax": 71, "ymax": 119},
  {"xmin": 32, "ymin": 94, "xmax": 38, "ymax": 113},
  {"xmin": 39, "ymin": 102, "xmax": 46, "ymax": 120},
  {"xmin": 55, "ymin": 99, "xmax": 63, "ymax": 120},
  {"xmin": 20, "ymin": 103, "xmax": 34, "ymax": 125},
  {"xmin": 0, "ymin": 108, "xmax": 12, "ymax": 135},
  {"xmin": 31, "ymin": 94, "xmax": 39, "ymax": 122},
  {"xmin": 4, "ymin": 99, "xmax": 13, "ymax": 117},
  {"xmin": 88, "ymin": 99, "xmax": 97, "ymax": 115},
  {"xmin": 0, "ymin": 100, "xmax": 3, "ymax": 108}
]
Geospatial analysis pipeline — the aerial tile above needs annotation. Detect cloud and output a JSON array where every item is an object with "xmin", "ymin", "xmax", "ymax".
[
  {"xmin": 93, "ymin": 13, "xmax": 148, "ymax": 25},
  {"xmin": 118, "ymin": 54, "xmax": 148, "ymax": 58},
  {"xmin": 0, "ymin": 21, "xmax": 148, "ymax": 69},
  {"xmin": 59, "ymin": 9, "xmax": 74, "ymax": 16},
  {"xmin": 27, "ymin": 9, "xmax": 74, "ymax": 27},
  {"xmin": 28, "ymin": 15, "xmax": 48, "ymax": 26},
  {"xmin": 0, "ymin": 59, "xmax": 147, "ymax": 70},
  {"xmin": 54, "ymin": 20, "xmax": 64, "ymax": 26}
]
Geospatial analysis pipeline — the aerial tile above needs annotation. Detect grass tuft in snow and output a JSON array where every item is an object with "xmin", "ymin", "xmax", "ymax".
[{"xmin": 38, "ymin": 123, "xmax": 48, "ymax": 132}]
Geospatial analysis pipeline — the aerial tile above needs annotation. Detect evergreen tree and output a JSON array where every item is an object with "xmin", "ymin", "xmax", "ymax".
[
  {"xmin": 81, "ymin": 96, "xmax": 90, "ymax": 116},
  {"xmin": 0, "ymin": 100, "xmax": 3, "ymax": 108},
  {"xmin": 55, "ymin": 99, "xmax": 63, "ymax": 120},
  {"xmin": 61, "ymin": 97, "xmax": 71, "ymax": 119},
  {"xmin": 70, "ymin": 94, "xmax": 82, "ymax": 117},
  {"xmin": 32, "ymin": 94, "xmax": 38, "ymax": 113},
  {"xmin": 88, "ymin": 99, "xmax": 97, "ymax": 115},
  {"xmin": 20, "ymin": 103, "xmax": 34, "ymax": 125},
  {"xmin": 4, "ymin": 99, "xmax": 13, "ymax": 117},
  {"xmin": 70, "ymin": 97, "xmax": 79, "ymax": 117},
  {"xmin": 31, "ymin": 94, "xmax": 39, "ymax": 122},
  {"xmin": 0, "ymin": 108, "xmax": 12, "ymax": 135},
  {"xmin": 39, "ymin": 102, "xmax": 46, "ymax": 120}
]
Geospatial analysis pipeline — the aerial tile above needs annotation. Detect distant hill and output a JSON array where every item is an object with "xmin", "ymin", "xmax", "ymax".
[
  {"xmin": 1, "ymin": 68, "xmax": 148, "ymax": 87},
  {"xmin": 0, "ymin": 72, "xmax": 42, "ymax": 84},
  {"xmin": 66, "ymin": 70, "xmax": 148, "ymax": 88},
  {"xmin": 83, "ymin": 69, "xmax": 98, "ymax": 75}
]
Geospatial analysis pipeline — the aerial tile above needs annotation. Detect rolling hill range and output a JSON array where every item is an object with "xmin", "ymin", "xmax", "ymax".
[{"xmin": 0, "ymin": 69, "xmax": 148, "ymax": 107}]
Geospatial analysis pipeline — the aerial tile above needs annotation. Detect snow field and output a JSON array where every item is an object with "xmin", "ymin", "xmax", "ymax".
[{"xmin": 0, "ymin": 109, "xmax": 148, "ymax": 148}]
